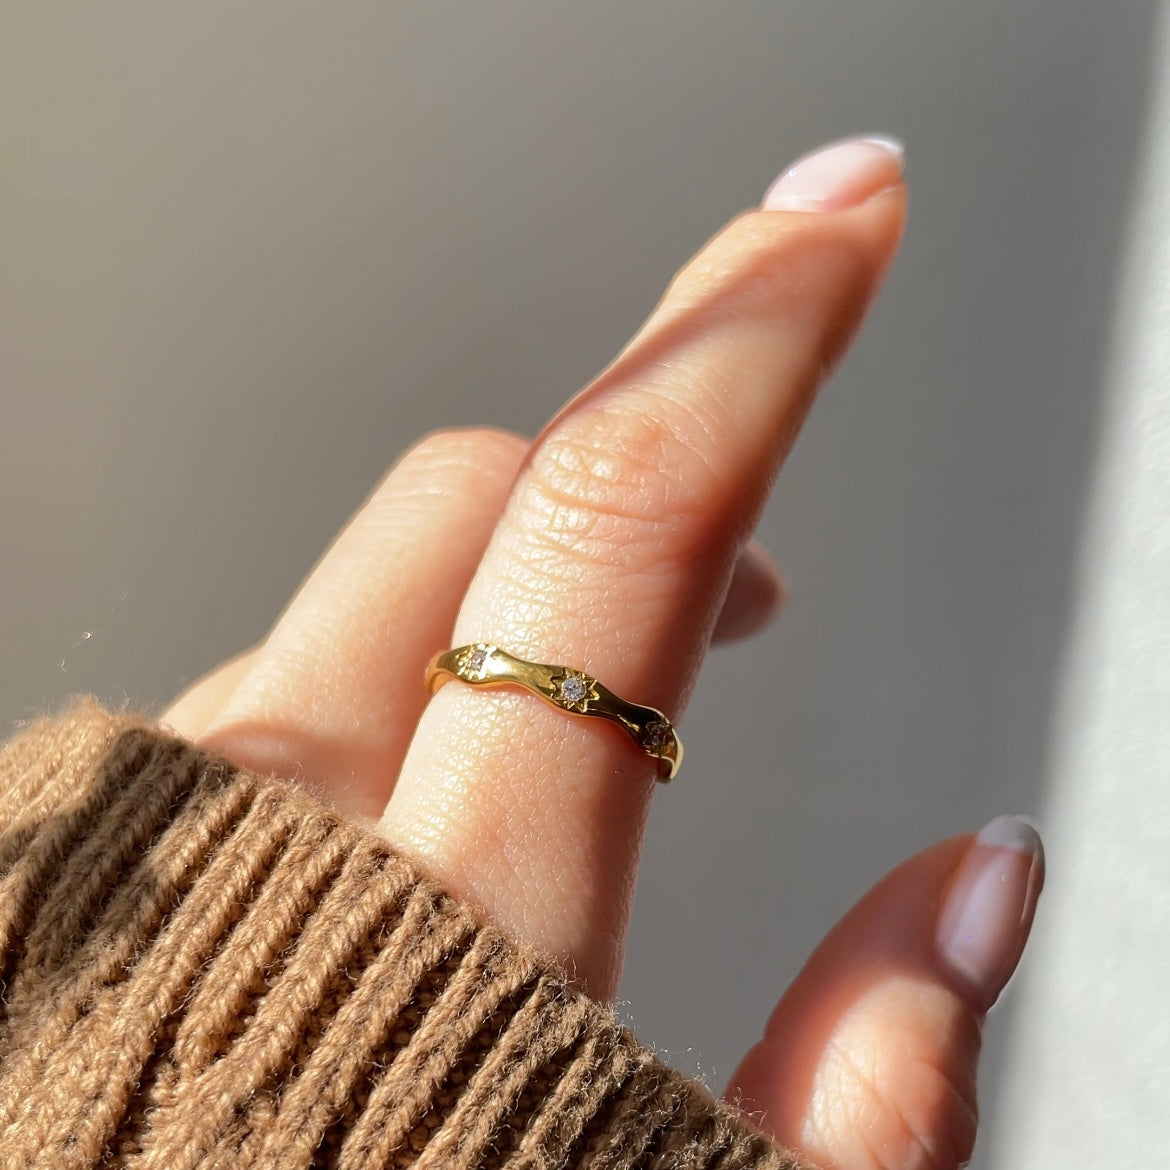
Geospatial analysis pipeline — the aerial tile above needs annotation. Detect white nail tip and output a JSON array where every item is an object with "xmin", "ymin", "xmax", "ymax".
[
  {"xmin": 859, "ymin": 134, "xmax": 906, "ymax": 161},
  {"xmin": 975, "ymin": 813, "xmax": 1044, "ymax": 861}
]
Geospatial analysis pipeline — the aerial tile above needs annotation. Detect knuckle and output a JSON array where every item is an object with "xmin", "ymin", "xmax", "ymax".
[
  {"xmin": 397, "ymin": 426, "xmax": 527, "ymax": 478},
  {"xmin": 355, "ymin": 428, "xmax": 526, "ymax": 537},
  {"xmin": 817, "ymin": 1030, "xmax": 978, "ymax": 1170},
  {"xmin": 516, "ymin": 406, "xmax": 723, "ymax": 576},
  {"xmin": 379, "ymin": 427, "xmax": 527, "ymax": 507},
  {"xmin": 898, "ymin": 1058, "xmax": 980, "ymax": 1170}
]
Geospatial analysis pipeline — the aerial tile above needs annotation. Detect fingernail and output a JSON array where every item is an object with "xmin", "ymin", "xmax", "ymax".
[
  {"xmin": 761, "ymin": 135, "xmax": 905, "ymax": 212},
  {"xmin": 935, "ymin": 814, "xmax": 1046, "ymax": 1011}
]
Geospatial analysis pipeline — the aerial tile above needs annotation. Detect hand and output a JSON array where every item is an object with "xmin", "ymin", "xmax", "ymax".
[{"xmin": 164, "ymin": 137, "xmax": 1043, "ymax": 1170}]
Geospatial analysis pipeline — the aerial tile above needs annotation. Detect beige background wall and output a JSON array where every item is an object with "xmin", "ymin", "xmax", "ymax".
[{"xmin": 2, "ymin": 4, "xmax": 1162, "ymax": 1165}]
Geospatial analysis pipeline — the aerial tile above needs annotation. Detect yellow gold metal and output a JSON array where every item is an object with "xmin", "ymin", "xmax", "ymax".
[{"xmin": 424, "ymin": 643, "xmax": 682, "ymax": 781}]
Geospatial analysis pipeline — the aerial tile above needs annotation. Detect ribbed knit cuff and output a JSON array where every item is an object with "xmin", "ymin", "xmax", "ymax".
[{"xmin": 0, "ymin": 700, "xmax": 810, "ymax": 1170}]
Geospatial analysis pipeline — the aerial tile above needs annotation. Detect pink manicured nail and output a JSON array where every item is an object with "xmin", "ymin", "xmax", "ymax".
[
  {"xmin": 761, "ymin": 136, "xmax": 905, "ymax": 212},
  {"xmin": 935, "ymin": 814, "xmax": 1046, "ymax": 1011}
]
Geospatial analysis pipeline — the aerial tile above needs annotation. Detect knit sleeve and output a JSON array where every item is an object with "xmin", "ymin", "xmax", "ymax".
[{"xmin": 0, "ymin": 700, "xmax": 811, "ymax": 1170}]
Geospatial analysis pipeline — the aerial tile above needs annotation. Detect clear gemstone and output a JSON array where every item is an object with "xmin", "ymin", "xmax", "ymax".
[
  {"xmin": 466, "ymin": 646, "xmax": 488, "ymax": 673},
  {"xmin": 559, "ymin": 676, "xmax": 588, "ymax": 703}
]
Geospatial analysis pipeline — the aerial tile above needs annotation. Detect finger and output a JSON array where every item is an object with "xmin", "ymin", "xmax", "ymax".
[
  {"xmin": 165, "ymin": 537, "xmax": 782, "ymax": 743},
  {"xmin": 170, "ymin": 427, "xmax": 528, "ymax": 818},
  {"xmin": 711, "ymin": 539, "xmax": 787, "ymax": 643},
  {"xmin": 164, "ymin": 646, "xmax": 259, "ymax": 740},
  {"xmin": 727, "ymin": 816, "xmax": 1045, "ymax": 1170},
  {"xmin": 384, "ymin": 137, "xmax": 907, "ymax": 997},
  {"xmin": 164, "ymin": 538, "xmax": 781, "ymax": 739},
  {"xmin": 167, "ymin": 537, "xmax": 779, "ymax": 746}
]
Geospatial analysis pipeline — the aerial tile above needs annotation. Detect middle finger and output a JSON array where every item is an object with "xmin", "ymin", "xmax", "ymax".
[{"xmin": 184, "ymin": 427, "xmax": 528, "ymax": 817}]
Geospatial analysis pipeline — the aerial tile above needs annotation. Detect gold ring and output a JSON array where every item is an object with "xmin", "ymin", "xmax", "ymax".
[{"xmin": 424, "ymin": 643, "xmax": 682, "ymax": 781}]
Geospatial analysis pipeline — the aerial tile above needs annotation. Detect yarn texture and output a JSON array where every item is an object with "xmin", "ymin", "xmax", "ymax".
[{"xmin": 0, "ymin": 700, "xmax": 810, "ymax": 1170}]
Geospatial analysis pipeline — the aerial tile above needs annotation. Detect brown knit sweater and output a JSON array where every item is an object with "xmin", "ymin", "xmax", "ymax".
[{"xmin": 0, "ymin": 700, "xmax": 808, "ymax": 1170}]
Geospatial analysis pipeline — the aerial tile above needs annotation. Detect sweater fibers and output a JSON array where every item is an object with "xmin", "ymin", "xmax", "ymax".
[{"xmin": 0, "ymin": 700, "xmax": 809, "ymax": 1170}]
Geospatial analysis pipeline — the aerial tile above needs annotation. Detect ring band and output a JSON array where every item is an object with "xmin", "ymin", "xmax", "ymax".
[{"xmin": 424, "ymin": 643, "xmax": 683, "ymax": 781}]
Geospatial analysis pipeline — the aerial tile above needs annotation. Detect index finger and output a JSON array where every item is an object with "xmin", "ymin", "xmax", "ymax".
[{"xmin": 384, "ymin": 138, "xmax": 907, "ymax": 998}]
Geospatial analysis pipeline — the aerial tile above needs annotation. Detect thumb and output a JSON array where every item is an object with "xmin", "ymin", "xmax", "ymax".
[{"xmin": 727, "ymin": 816, "xmax": 1045, "ymax": 1170}]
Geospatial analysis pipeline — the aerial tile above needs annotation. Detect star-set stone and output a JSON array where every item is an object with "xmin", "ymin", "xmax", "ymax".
[{"xmin": 559, "ymin": 676, "xmax": 588, "ymax": 704}]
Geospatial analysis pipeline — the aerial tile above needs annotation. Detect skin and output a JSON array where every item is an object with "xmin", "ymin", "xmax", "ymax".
[{"xmin": 165, "ymin": 156, "xmax": 1037, "ymax": 1170}]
